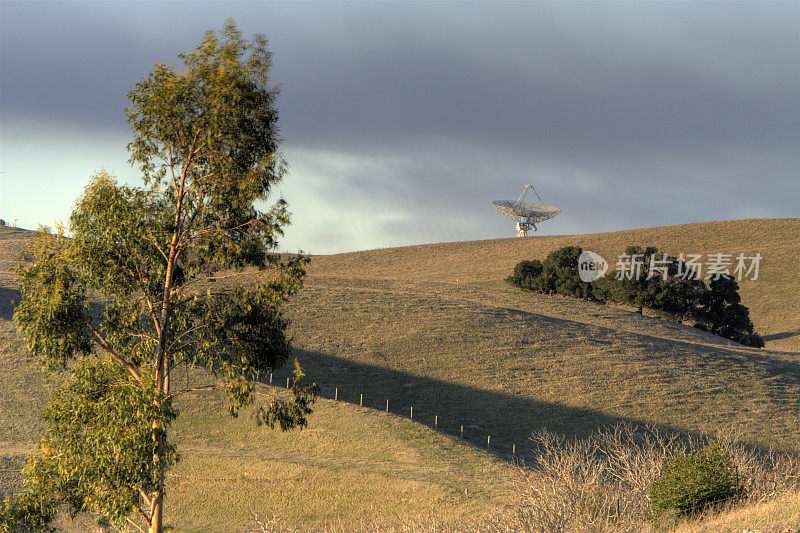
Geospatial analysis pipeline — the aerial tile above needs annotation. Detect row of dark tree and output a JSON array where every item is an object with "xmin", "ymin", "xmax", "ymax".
[{"xmin": 508, "ymin": 246, "xmax": 764, "ymax": 347}]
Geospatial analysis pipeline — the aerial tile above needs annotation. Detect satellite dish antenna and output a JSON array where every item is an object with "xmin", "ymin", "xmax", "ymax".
[{"xmin": 493, "ymin": 184, "xmax": 561, "ymax": 237}]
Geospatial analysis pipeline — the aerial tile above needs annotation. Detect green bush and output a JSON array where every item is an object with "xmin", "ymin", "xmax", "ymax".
[
  {"xmin": 508, "ymin": 246, "xmax": 593, "ymax": 299},
  {"xmin": 509, "ymin": 246, "xmax": 762, "ymax": 347},
  {"xmin": 542, "ymin": 245, "xmax": 593, "ymax": 299},
  {"xmin": 508, "ymin": 259, "xmax": 543, "ymax": 287},
  {"xmin": 0, "ymin": 490, "xmax": 56, "ymax": 533},
  {"xmin": 695, "ymin": 275, "xmax": 764, "ymax": 347},
  {"xmin": 648, "ymin": 444, "xmax": 744, "ymax": 518}
]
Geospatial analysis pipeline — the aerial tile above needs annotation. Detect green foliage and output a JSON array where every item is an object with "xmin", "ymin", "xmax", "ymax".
[
  {"xmin": 24, "ymin": 358, "xmax": 178, "ymax": 530},
  {"xmin": 0, "ymin": 491, "xmax": 56, "ymax": 533},
  {"xmin": 648, "ymin": 444, "xmax": 744, "ymax": 518},
  {"xmin": 542, "ymin": 246, "xmax": 593, "ymax": 299},
  {"xmin": 695, "ymin": 276, "xmax": 764, "ymax": 348},
  {"xmin": 11, "ymin": 19, "xmax": 314, "ymax": 532},
  {"xmin": 508, "ymin": 246, "xmax": 592, "ymax": 299},
  {"xmin": 595, "ymin": 247, "xmax": 710, "ymax": 321},
  {"xmin": 509, "ymin": 245, "xmax": 763, "ymax": 347},
  {"xmin": 69, "ymin": 173, "xmax": 173, "ymax": 303},
  {"xmin": 255, "ymin": 359, "xmax": 318, "ymax": 430},
  {"xmin": 507, "ymin": 260, "xmax": 543, "ymax": 288},
  {"xmin": 125, "ymin": 18, "xmax": 288, "ymax": 273},
  {"xmin": 13, "ymin": 230, "xmax": 91, "ymax": 371}
]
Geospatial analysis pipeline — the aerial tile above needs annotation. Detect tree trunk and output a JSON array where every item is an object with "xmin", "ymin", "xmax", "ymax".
[
  {"xmin": 149, "ymin": 493, "xmax": 163, "ymax": 533},
  {"xmin": 148, "ymin": 160, "xmax": 186, "ymax": 533},
  {"xmin": 150, "ymin": 373, "xmax": 169, "ymax": 533}
]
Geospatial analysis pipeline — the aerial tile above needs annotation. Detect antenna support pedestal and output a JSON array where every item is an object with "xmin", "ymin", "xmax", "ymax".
[{"xmin": 493, "ymin": 185, "xmax": 559, "ymax": 237}]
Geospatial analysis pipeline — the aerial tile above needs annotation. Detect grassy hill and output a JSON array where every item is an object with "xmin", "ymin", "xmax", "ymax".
[
  {"xmin": 309, "ymin": 217, "xmax": 800, "ymax": 352},
  {"xmin": 277, "ymin": 218, "xmax": 800, "ymax": 452},
  {"xmin": 2, "ymin": 218, "xmax": 800, "ymax": 530},
  {"xmin": 0, "ymin": 322, "xmax": 513, "ymax": 532},
  {"xmin": 280, "ymin": 277, "xmax": 800, "ymax": 457},
  {"xmin": 0, "ymin": 226, "xmax": 514, "ymax": 531}
]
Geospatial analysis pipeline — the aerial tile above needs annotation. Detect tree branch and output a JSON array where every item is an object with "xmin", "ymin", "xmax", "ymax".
[
  {"xmin": 129, "ymin": 332, "xmax": 159, "ymax": 343},
  {"xmin": 145, "ymin": 233, "xmax": 170, "ymax": 263},
  {"xmin": 127, "ymin": 514, "xmax": 148, "ymax": 533},
  {"xmin": 177, "ymin": 198, "xmax": 202, "ymax": 251},
  {"xmin": 138, "ymin": 488, "xmax": 153, "ymax": 510},
  {"xmin": 168, "ymin": 147, "xmax": 178, "ymax": 193},
  {"xmin": 110, "ymin": 247, "xmax": 162, "ymax": 338},
  {"xmin": 183, "ymin": 217, "xmax": 259, "ymax": 246},
  {"xmin": 85, "ymin": 320, "xmax": 142, "ymax": 381},
  {"xmin": 166, "ymin": 323, "xmax": 207, "ymax": 352},
  {"xmin": 157, "ymin": 127, "xmax": 200, "ymax": 393}
]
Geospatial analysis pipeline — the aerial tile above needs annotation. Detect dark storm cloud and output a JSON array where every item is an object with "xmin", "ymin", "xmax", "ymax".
[
  {"xmin": 2, "ymin": 4, "xmax": 158, "ymax": 130},
  {"xmin": 273, "ymin": 3, "xmax": 800, "ymax": 156},
  {"xmin": 270, "ymin": 2, "xmax": 800, "ymax": 243},
  {"xmin": 2, "ymin": 2, "xmax": 798, "ymax": 251}
]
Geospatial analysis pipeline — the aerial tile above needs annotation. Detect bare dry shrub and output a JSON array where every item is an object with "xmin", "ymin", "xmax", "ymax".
[
  {"xmin": 246, "ymin": 511, "xmax": 298, "ymax": 533},
  {"xmin": 509, "ymin": 424, "xmax": 800, "ymax": 533},
  {"xmin": 712, "ymin": 428, "xmax": 800, "ymax": 502}
]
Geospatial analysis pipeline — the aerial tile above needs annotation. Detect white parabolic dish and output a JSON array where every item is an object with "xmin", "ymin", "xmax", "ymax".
[
  {"xmin": 492, "ymin": 199, "xmax": 561, "ymax": 224},
  {"xmin": 492, "ymin": 184, "xmax": 561, "ymax": 236}
]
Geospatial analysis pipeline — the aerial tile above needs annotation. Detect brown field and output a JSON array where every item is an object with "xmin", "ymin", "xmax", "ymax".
[
  {"xmin": 308, "ymin": 217, "xmax": 800, "ymax": 352},
  {"xmin": 2, "ymin": 218, "xmax": 799, "ymax": 531},
  {"xmin": 1, "ymin": 322, "xmax": 514, "ymax": 532},
  {"xmin": 0, "ymin": 226, "xmax": 513, "ymax": 531},
  {"xmin": 276, "ymin": 218, "xmax": 800, "ymax": 455}
]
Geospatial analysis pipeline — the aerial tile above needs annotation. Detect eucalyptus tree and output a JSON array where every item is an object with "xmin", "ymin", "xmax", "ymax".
[{"xmin": 5, "ymin": 20, "xmax": 315, "ymax": 533}]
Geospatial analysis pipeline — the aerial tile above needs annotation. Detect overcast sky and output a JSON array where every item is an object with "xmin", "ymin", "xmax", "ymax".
[{"xmin": 2, "ymin": 2, "xmax": 798, "ymax": 254}]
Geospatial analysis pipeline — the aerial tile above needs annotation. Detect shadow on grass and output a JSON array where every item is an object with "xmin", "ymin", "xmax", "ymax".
[
  {"xmin": 264, "ymin": 347, "xmax": 799, "ymax": 463},
  {"xmin": 0, "ymin": 286, "xmax": 20, "ymax": 321},
  {"xmin": 1, "ymin": 286, "xmax": 106, "ymax": 325},
  {"xmin": 763, "ymin": 329, "xmax": 800, "ymax": 342}
]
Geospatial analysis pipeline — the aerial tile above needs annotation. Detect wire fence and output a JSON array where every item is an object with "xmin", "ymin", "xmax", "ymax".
[
  {"xmin": 258, "ymin": 370, "xmax": 790, "ymax": 465},
  {"xmin": 6, "ymin": 366, "xmax": 796, "ymax": 491},
  {"xmin": 6, "ymin": 371, "xmax": 799, "ymax": 533},
  {"xmin": 260, "ymin": 371, "xmax": 529, "ymax": 462}
]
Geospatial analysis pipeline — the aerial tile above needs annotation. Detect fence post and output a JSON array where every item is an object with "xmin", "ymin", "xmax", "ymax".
[
  {"xmin": 286, "ymin": 377, "xmax": 290, "ymax": 389},
  {"xmin": 434, "ymin": 415, "xmax": 438, "ymax": 429},
  {"xmin": 487, "ymin": 435, "xmax": 491, "ymax": 450},
  {"xmin": 269, "ymin": 373, "xmax": 272, "ymax": 385},
  {"xmin": 334, "ymin": 387, "xmax": 338, "ymax": 401},
  {"xmin": 386, "ymin": 399, "xmax": 389, "ymax": 412},
  {"xmin": 410, "ymin": 406, "xmax": 413, "ymax": 419},
  {"xmin": 360, "ymin": 393, "xmax": 363, "ymax": 407},
  {"xmin": 460, "ymin": 425, "xmax": 463, "ymax": 439},
  {"xmin": 512, "ymin": 444, "xmax": 516, "ymax": 456}
]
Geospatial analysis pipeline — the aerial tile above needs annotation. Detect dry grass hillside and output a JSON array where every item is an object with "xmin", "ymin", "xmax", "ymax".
[
  {"xmin": 1, "ymin": 333, "xmax": 514, "ymax": 532},
  {"xmin": 0, "ymin": 226, "xmax": 514, "ymax": 531},
  {"xmin": 309, "ymin": 218, "xmax": 800, "ymax": 352},
  {"xmin": 2, "ymin": 219, "xmax": 799, "ymax": 531},
  {"xmin": 272, "ymin": 218, "xmax": 800, "ymax": 460},
  {"xmin": 280, "ymin": 277, "xmax": 800, "ymax": 457}
]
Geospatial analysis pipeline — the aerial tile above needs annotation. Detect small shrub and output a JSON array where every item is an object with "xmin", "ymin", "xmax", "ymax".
[
  {"xmin": 648, "ymin": 444, "xmax": 744, "ymax": 518},
  {"xmin": 508, "ymin": 259, "xmax": 542, "ymax": 287},
  {"xmin": 508, "ymin": 246, "xmax": 593, "ymax": 299}
]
